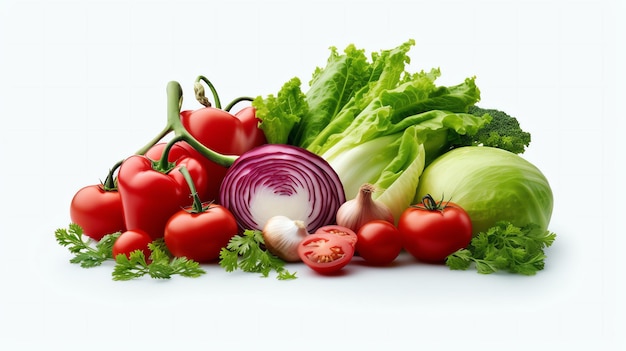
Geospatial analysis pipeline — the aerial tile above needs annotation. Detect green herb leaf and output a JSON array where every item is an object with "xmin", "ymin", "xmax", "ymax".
[
  {"xmin": 219, "ymin": 229, "xmax": 297, "ymax": 280},
  {"xmin": 112, "ymin": 241, "xmax": 206, "ymax": 281},
  {"xmin": 445, "ymin": 221, "xmax": 556, "ymax": 275},
  {"xmin": 55, "ymin": 223, "xmax": 121, "ymax": 268}
]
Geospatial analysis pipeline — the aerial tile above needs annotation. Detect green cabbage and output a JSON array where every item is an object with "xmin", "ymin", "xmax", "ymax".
[{"xmin": 415, "ymin": 146, "xmax": 553, "ymax": 235}]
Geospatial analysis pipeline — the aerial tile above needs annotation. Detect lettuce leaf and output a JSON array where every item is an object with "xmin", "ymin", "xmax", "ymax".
[
  {"xmin": 252, "ymin": 40, "xmax": 490, "ymax": 221},
  {"xmin": 252, "ymin": 77, "xmax": 307, "ymax": 144},
  {"xmin": 288, "ymin": 44, "xmax": 371, "ymax": 148}
]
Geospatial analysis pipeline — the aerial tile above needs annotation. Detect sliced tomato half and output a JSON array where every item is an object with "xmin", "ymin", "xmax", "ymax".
[
  {"xmin": 298, "ymin": 233, "xmax": 355, "ymax": 275},
  {"xmin": 314, "ymin": 225, "xmax": 358, "ymax": 248}
]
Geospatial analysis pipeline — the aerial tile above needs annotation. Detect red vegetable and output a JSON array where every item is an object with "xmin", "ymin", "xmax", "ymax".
[
  {"xmin": 355, "ymin": 220, "xmax": 403, "ymax": 266},
  {"xmin": 131, "ymin": 80, "xmax": 260, "ymax": 204},
  {"xmin": 234, "ymin": 106, "xmax": 268, "ymax": 150},
  {"xmin": 178, "ymin": 78, "xmax": 266, "ymax": 202},
  {"xmin": 144, "ymin": 141, "xmax": 220, "ymax": 201},
  {"xmin": 181, "ymin": 105, "xmax": 265, "ymax": 156},
  {"xmin": 144, "ymin": 142, "xmax": 198, "ymax": 164},
  {"xmin": 117, "ymin": 144, "xmax": 209, "ymax": 241},
  {"xmin": 298, "ymin": 233, "xmax": 355, "ymax": 275},
  {"xmin": 219, "ymin": 144, "xmax": 345, "ymax": 233},
  {"xmin": 164, "ymin": 167, "xmax": 239, "ymax": 263},
  {"xmin": 69, "ymin": 165, "xmax": 126, "ymax": 241},
  {"xmin": 398, "ymin": 194, "xmax": 473, "ymax": 263},
  {"xmin": 179, "ymin": 108, "xmax": 246, "ymax": 202},
  {"xmin": 314, "ymin": 225, "xmax": 358, "ymax": 248},
  {"xmin": 112, "ymin": 229, "xmax": 152, "ymax": 260}
]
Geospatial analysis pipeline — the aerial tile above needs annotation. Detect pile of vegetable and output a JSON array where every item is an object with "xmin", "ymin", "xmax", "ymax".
[{"xmin": 55, "ymin": 40, "xmax": 556, "ymax": 280}]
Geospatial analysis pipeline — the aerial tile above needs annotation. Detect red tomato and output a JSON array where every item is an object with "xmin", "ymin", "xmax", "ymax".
[
  {"xmin": 164, "ymin": 204, "xmax": 238, "ymax": 263},
  {"xmin": 297, "ymin": 233, "xmax": 355, "ymax": 275},
  {"xmin": 397, "ymin": 195, "xmax": 473, "ymax": 263},
  {"xmin": 314, "ymin": 225, "xmax": 358, "ymax": 248},
  {"xmin": 356, "ymin": 220, "xmax": 403, "ymax": 266},
  {"xmin": 70, "ymin": 184, "xmax": 126, "ymax": 241},
  {"xmin": 112, "ymin": 229, "xmax": 152, "ymax": 260}
]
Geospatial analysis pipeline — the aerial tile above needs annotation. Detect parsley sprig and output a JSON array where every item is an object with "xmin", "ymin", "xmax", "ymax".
[
  {"xmin": 55, "ymin": 223, "xmax": 205, "ymax": 280},
  {"xmin": 219, "ymin": 229, "xmax": 297, "ymax": 280},
  {"xmin": 112, "ymin": 240, "xmax": 205, "ymax": 280},
  {"xmin": 446, "ymin": 221, "xmax": 557, "ymax": 275},
  {"xmin": 55, "ymin": 223, "xmax": 120, "ymax": 268}
]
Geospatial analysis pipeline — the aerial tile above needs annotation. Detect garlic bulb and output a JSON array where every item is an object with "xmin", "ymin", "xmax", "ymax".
[
  {"xmin": 262, "ymin": 215, "xmax": 310, "ymax": 262},
  {"xmin": 336, "ymin": 183, "xmax": 394, "ymax": 232}
]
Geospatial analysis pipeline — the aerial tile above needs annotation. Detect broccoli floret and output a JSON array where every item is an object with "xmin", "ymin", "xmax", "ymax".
[{"xmin": 459, "ymin": 105, "xmax": 531, "ymax": 154}]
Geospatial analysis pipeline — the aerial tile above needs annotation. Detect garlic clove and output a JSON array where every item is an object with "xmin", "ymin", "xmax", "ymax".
[{"xmin": 262, "ymin": 215, "xmax": 310, "ymax": 262}]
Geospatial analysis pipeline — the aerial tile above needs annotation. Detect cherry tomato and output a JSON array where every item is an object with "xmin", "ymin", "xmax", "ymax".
[
  {"xmin": 355, "ymin": 220, "xmax": 403, "ymax": 266},
  {"xmin": 70, "ymin": 184, "xmax": 126, "ymax": 241},
  {"xmin": 164, "ymin": 204, "xmax": 238, "ymax": 263},
  {"xmin": 314, "ymin": 225, "xmax": 358, "ymax": 248},
  {"xmin": 112, "ymin": 229, "xmax": 152, "ymax": 260},
  {"xmin": 297, "ymin": 233, "xmax": 355, "ymax": 275},
  {"xmin": 397, "ymin": 194, "xmax": 473, "ymax": 263}
]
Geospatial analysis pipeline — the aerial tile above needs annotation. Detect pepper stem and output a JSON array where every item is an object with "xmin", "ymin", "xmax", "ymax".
[
  {"xmin": 224, "ymin": 96, "xmax": 254, "ymax": 112},
  {"xmin": 194, "ymin": 75, "xmax": 221, "ymax": 109},
  {"xmin": 166, "ymin": 81, "xmax": 238, "ymax": 167},
  {"xmin": 134, "ymin": 125, "xmax": 172, "ymax": 156},
  {"xmin": 156, "ymin": 135, "xmax": 185, "ymax": 173}
]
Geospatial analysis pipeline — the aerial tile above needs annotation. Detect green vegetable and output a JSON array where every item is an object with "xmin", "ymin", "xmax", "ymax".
[
  {"xmin": 446, "ymin": 221, "xmax": 556, "ymax": 275},
  {"xmin": 112, "ymin": 240, "xmax": 206, "ymax": 280},
  {"xmin": 288, "ymin": 44, "xmax": 372, "ymax": 148},
  {"xmin": 457, "ymin": 105, "xmax": 531, "ymax": 154},
  {"xmin": 219, "ymin": 229, "xmax": 297, "ymax": 280},
  {"xmin": 55, "ymin": 223, "xmax": 120, "ymax": 268},
  {"xmin": 254, "ymin": 77, "xmax": 307, "ymax": 144},
  {"xmin": 253, "ymin": 40, "xmax": 490, "ymax": 221},
  {"xmin": 416, "ymin": 146, "xmax": 553, "ymax": 235}
]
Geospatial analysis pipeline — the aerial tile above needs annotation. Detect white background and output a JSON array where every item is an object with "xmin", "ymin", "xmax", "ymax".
[{"xmin": 1, "ymin": 0, "xmax": 623, "ymax": 349}]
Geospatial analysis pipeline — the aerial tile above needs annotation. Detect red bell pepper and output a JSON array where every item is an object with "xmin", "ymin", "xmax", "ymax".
[
  {"xmin": 234, "ymin": 106, "xmax": 268, "ymax": 151},
  {"xmin": 132, "ymin": 79, "xmax": 264, "ymax": 203},
  {"xmin": 117, "ymin": 142, "xmax": 209, "ymax": 241},
  {"xmin": 177, "ymin": 77, "xmax": 266, "ymax": 201}
]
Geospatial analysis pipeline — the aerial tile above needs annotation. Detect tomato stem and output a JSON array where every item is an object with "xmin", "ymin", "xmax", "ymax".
[
  {"xmin": 101, "ymin": 160, "xmax": 123, "ymax": 191},
  {"xmin": 179, "ymin": 166, "xmax": 205, "ymax": 214},
  {"xmin": 194, "ymin": 75, "xmax": 221, "ymax": 109},
  {"xmin": 415, "ymin": 194, "xmax": 450, "ymax": 212}
]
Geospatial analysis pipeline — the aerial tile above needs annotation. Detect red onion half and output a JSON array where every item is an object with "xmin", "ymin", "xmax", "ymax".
[{"xmin": 219, "ymin": 144, "xmax": 346, "ymax": 233}]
